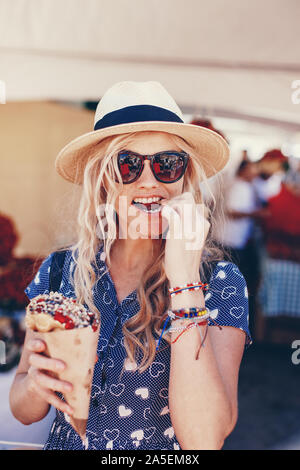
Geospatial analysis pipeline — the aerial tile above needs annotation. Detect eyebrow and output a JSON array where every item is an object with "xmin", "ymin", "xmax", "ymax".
[{"xmin": 118, "ymin": 149, "xmax": 182, "ymax": 155}]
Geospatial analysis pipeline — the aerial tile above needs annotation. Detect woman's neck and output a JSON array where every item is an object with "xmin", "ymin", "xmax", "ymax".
[{"xmin": 110, "ymin": 238, "xmax": 162, "ymax": 272}]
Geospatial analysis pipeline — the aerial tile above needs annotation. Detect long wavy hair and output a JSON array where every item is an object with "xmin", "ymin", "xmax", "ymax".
[{"xmin": 67, "ymin": 130, "xmax": 228, "ymax": 373}]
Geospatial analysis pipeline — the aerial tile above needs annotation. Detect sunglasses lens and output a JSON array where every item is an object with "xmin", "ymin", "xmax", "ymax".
[
  {"xmin": 153, "ymin": 153, "xmax": 186, "ymax": 182},
  {"xmin": 117, "ymin": 151, "xmax": 188, "ymax": 183},
  {"xmin": 118, "ymin": 152, "xmax": 142, "ymax": 183}
]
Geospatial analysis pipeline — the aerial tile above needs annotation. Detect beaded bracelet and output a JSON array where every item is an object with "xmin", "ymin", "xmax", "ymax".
[
  {"xmin": 169, "ymin": 282, "xmax": 209, "ymax": 297},
  {"xmin": 169, "ymin": 307, "xmax": 208, "ymax": 319},
  {"xmin": 156, "ymin": 307, "xmax": 210, "ymax": 352}
]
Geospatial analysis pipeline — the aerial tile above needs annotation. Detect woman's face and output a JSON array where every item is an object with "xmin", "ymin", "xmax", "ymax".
[{"xmin": 114, "ymin": 132, "xmax": 185, "ymax": 239}]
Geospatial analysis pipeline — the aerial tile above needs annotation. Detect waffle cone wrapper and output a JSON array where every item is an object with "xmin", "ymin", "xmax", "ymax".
[{"xmin": 32, "ymin": 325, "xmax": 100, "ymax": 440}]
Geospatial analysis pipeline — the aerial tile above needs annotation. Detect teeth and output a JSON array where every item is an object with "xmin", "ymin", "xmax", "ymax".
[{"xmin": 133, "ymin": 196, "xmax": 162, "ymax": 204}]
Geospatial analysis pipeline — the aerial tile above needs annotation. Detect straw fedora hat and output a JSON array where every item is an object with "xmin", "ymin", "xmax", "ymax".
[{"xmin": 55, "ymin": 81, "xmax": 230, "ymax": 184}]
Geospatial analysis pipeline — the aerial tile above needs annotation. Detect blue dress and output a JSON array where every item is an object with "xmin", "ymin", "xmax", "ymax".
[{"xmin": 24, "ymin": 246, "xmax": 252, "ymax": 450}]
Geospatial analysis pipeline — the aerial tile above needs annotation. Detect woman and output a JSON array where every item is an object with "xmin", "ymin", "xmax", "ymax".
[{"xmin": 10, "ymin": 81, "xmax": 251, "ymax": 450}]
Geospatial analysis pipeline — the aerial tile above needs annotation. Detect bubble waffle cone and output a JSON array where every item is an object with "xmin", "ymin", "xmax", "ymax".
[{"xmin": 25, "ymin": 292, "xmax": 100, "ymax": 441}]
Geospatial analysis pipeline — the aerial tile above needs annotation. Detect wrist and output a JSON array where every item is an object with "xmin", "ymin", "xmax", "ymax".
[
  {"xmin": 170, "ymin": 290, "xmax": 205, "ymax": 311},
  {"xmin": 168, "ymin": 273, "xmax": 201, "ymax": 286}
]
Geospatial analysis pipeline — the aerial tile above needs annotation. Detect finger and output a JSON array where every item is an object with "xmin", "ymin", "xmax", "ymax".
[
  {"xmin": 36, "ymin": 385, "xmax": 73, "ymax": 415},
  {"xmin": 27, "ymin": 339, "xmax": 47, "ymax": 353},
  {"xmin": 34, "ymin": 370, "xmax": 73, "ymax": 395},
  {"xmin": 161, "ymin": 204, "xmax": 182, "ymax": 237},
  {"xmin": 162, "ymin": 191, "xmax": 193, "ymax": 204},
  {"xmin": 29, "ymin": 352, "xmax": 66, "ymax": 374},
  {"xmin": 161, "ymin": 193, "xmax": 195, "ymax": 217}
]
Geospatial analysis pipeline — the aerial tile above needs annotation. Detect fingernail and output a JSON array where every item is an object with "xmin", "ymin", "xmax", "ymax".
[{"xmin": 57, "ymin": 362, "xmax": 65, "ymax": 371}]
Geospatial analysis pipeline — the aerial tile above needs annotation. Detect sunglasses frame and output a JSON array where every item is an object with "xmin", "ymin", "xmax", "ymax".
[{"xmin": 117, "ymin": 150, "xmax": 189, "ymax": 184}]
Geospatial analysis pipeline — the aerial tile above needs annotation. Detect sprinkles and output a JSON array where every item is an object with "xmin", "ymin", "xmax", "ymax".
[{"xmin": 26, "ymin": 291, "xmax": 99, "ymax": 332}]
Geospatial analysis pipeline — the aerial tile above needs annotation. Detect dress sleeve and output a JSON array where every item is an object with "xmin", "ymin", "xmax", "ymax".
[
  {"xmin": 205, "ymin": 261, "xmax": 252, "ymax": 348},
  {"xmin": 24, "ymin": 252, "xmax": 54, "ymax": 300}
]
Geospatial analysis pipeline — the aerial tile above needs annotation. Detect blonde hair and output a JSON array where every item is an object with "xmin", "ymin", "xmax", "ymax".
[{"xmin": 66, "ymin": 131, "xmax": 227, "ymax": 373}]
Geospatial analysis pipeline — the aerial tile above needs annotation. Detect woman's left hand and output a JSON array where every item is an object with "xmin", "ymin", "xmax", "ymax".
[{"xmin": 161, "ymin": 192, "xmax": 210, "ymax": 285}]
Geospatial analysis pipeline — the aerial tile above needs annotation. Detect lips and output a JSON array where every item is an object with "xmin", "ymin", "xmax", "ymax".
[
  {"xmin": 130, "ymin": 195, "xmax": 166, "ymax": 214},
  {"xmin": 131, "ymin": 200, "xmax": 162, "ymax": 213}
]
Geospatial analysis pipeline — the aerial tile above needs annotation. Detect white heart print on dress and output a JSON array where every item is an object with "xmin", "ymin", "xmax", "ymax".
[
  {"xmin": 144, "ymin": 427, "xmax": 156, "ymax": 440},
  {"xmin": 135, "ymin": 387, "xmax": 149, "ymax": 399},
  {"xmin": 110, "ymin": 383, "xmax": 125, "ymax": 396},
  {"xmin": 118, "ymin": 405, "xmax": 133, "ymax": 418},
  {"xmin": 97, "ymin": 338, "xmax": 108, "ymax": 352},
  {"xmin": 103, "ymin": 292, "xmax": 112, "ymax": 305},
  {"xmin": 230, "ymin": 306, "xmax": 244, "ymax": 319},
  {"xmin": 149, "ymin": 362, "xmax": 165, "ymax": 378},
  {"xmin": 121, "ymin": 313, "xmax": 129, "ymax": 325},
  {"xmin": 91, "ymin": 384, "xmax": 102, "ymax": 400},
  {"xmin": 108, "ymin": 337, "xmax": 118, "ymax": 348},
  {"xmin": 107, "ymin": 358, "xmax": 114, "ymax": 368},
  {"xmin": 233, "ymin": 266, "xmax": 244, "ymax": 278},
  {"xmin": 34, "ymin": 271, "xmax": 40, "ymax": 285},
  {"xmin": 221, "ymin": 286, "xmax": 237, "ymax": 299},
  {"xmin": 160, "ymin": 406, "xmax": 169, "ymax": 416},
  {"xmin": 104, "ymin": 429, "xmax": 119, "ymax": 442},
  {"xmin": 64, "ymin": 412, "xmax": 70, "ymax": 423},
  {"xmin": 216, "ymin": 270, "xmax": 226, "ymax": 280},
  {"xmin": 124, "ymin": 358, "xmax": 137, "ymax": 371},
  {"xmin": 159, "ymin": 388, "xmax": 168, "ymax": 399},
  {"xmin": 209, "ymin": 308, "xmax": 219, "ymax": 320},
  {"xmin": 83, "ymin": 437, "xmax": 89, "ymax": 450},
  {"xmin": 143, "ymin": 407, "xmax": 151, "ymax": 420},
  {"xmin": 164, "ymin": 426, "xmax": 175, "ymax": 439},
  {"xmin": 131, "ymin": 429, "xmax": 144, "ymax": 448},
  {"xmin": 106, "ymin": 440, "xmax": 113, "ymax": 450},
  {"xmin": 99, "ymin": 404, "xmax": 107, "ymax": 414}
]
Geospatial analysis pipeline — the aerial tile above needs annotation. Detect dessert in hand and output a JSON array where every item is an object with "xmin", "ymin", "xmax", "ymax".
[{"xmin": 25, "ymin": 292, "xmax": 100, "ymax": 442}]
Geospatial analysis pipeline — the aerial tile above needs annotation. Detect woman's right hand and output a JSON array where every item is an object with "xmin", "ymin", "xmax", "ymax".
[{"xmin": 25, "ymin": 338, "xmax": 74, "ymax": 416}]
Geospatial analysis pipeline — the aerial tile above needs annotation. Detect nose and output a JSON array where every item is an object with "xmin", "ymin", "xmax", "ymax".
[{"xmin": 137, "ymin": 160, "xmax": 160, "ymax": 188}]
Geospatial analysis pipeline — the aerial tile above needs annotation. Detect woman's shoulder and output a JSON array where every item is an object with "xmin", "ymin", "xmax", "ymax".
[
  {"xmin": 203, "ymin": 259, "xmax": 245, "ymax": 283},
  {"xmin": 24, "ymin": 249, "xmax": 73, "ymax": 300},
  {"xmin": 205, "ymin": 261, "xmax": 252, "ymax": 347},
  {"xmin": 209, "ymin": 260, "xmax": 247, "ymax": 290}
]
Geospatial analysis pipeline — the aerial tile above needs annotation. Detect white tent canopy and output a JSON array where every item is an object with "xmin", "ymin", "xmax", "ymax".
[{"xmin": 1, "ymin": 0, "xmax": 300, "ymax": 130}]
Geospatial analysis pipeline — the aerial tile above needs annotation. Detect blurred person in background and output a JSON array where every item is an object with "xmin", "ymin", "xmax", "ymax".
[
  {"xmin": 258, "ymin": 165, "xmax": 300, "ymax": 329},
  {"xmin": 189, "ymin": 118, "xmax": 229, "ymax": 144},
  {"xmin": 253, "ymin": 149, "xmax": 288, "ymax": 207},
  {"xmin": 215, "ymin": 160, "xmax": 269, "ymax": 338},
  {"xmin": 260, "ymin": 166, "xmax": 300, "ymax": 263},
  {"xmin": 241, "ymin": 149, "xmax": 250, "ymax": 163}
]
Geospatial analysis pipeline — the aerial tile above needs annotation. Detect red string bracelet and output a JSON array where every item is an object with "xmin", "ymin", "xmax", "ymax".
[
  {"xmin": 171, "ymin": 320, "xmax": 208, "ymax": 344},
  {"xmin": 169, "ymin": 282, "xmax": 209, "ymax": 297}
]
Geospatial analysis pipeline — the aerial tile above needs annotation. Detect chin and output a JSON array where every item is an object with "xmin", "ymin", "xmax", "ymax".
[{"xmin": 137, "ymin": 213, "xmax": 168, "ymax": 240}]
